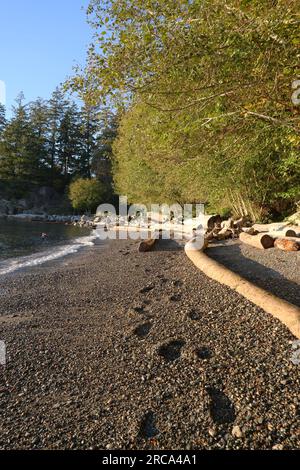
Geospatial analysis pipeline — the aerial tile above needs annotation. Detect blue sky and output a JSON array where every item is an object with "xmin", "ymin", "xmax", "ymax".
[{"xmin": 0, "ymin": 0, "xmax": 92, "ymax": 115}]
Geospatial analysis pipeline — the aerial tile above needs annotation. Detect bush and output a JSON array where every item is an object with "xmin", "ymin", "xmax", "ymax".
[{"xmin": 69, "ymin": 178, "xmax": 104, "ymax": 213}]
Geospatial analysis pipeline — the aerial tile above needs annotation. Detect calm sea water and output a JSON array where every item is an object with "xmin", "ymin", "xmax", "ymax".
[{"xmin": 0, "ymin": 219, "xmax": 96, "ymax": 275}]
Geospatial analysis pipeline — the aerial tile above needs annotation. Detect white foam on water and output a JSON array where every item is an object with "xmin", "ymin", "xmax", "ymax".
[{"xmin": 0, "ymin": 232, "xmax": 97, "ymax": 276}]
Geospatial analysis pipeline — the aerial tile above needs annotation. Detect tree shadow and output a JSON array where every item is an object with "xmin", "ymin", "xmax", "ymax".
[{"xmin": 207, "ymin": 243, "xmax": 300, "ymax": 307}]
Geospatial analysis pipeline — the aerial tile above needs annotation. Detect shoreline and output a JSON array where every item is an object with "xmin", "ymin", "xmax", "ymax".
[{"xmin": 0, "ymin": 239, "xmax": 299, "ymax": 450}]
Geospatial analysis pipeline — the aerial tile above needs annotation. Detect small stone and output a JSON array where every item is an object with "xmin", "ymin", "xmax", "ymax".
[
  {"xmin": 232, "ymin": 425, "xmax": 243, "ymax": 438},
  {"xmin": 208, "ymin": 428, "xmax": 217, "ymax": 437},
  {"xmin": 272, "ymin": 444, "xmax": 284, "ymax": 450}
]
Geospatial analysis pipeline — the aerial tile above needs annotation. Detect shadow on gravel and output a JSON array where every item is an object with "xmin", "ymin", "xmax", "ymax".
[
  {"xmin": 152, "ymin": 238, "xmax": 183, "ymax": 252},
  {"xmin": 207, "ymin": 387, "xmax": 236, "ymax": 425},
  {"xmin": 207, "ymin": 244, "xmax": 300, "ymax": 307}
]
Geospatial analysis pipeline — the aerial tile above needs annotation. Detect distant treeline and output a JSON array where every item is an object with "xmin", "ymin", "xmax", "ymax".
[{"xmin": 0, "ymin": 89, "xmax": 117, "ymax": 202}]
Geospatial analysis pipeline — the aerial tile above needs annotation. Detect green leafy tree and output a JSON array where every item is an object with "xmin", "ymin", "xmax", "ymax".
[
  {"xmin": 92, "ymin": 110, "xmax": 118, "ymax": 199},
  {"xmin": 69, "ymin": 0, "xmax": 300, "ymax": 220},
  {"xmin": 69, "ymin": 178, "xmax": 104, "ymax": 213}
]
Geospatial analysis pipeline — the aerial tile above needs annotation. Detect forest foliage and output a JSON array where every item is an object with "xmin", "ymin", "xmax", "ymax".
[
  {"xmin": 0, "ymin": 90, "xmax": 117, "ymax": 208},
  {"xmin": 71, "ymin": 0, "xmax": 300, "ymax": 220}
]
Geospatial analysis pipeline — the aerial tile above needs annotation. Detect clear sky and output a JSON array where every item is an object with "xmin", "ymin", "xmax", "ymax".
[{"xmin": 0, "ymin": 0, "xmax": 92, "ymax": 116}]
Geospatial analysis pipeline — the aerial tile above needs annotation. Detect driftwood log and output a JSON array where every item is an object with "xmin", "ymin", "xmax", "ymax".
[
  {"xmin": 252, "ymin": 222, "xmax": 289, "ymax": 233},
  {"xmin": 138, "ymin": 238, "xmax": 157, "ymax": 252},
  {"xmin": 268, "ymin": 228, "xmax": 297, "ymax": 238},
  {"xmin": 239, "ymin": 232, "xmax": 274, "ymax": 249},
  {"xmin": 200, "ymin": 214, "xmax": 222, "ymax": 231},
  {"xmin": 138, "ymin": 230, "xmax": 162, "ymax": 252},
  {"xmin": 274, "ymin": 239, "xmax": 300, "ymax": 252}
]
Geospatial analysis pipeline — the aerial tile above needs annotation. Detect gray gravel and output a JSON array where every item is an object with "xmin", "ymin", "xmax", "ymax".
[
  {"xmin": 207, "ymin": 239, "xmax": 300, "ymax": 307},
  {"xmin": 0, "ymin": 238, "xmax": 299, "ymax": 450}
]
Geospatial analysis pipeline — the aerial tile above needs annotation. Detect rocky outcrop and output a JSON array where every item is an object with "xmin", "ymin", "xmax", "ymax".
[
  {"xmin": 0, "ymin": 186, "xmax": 72, "ymax": 218},
  {"xmin": 0, "ymin": 199, "xmax": 14, "ymax": 217}
]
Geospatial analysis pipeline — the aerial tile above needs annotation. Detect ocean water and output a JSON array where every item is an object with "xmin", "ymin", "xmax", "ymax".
[{"xmin": 0, "ymin": 219, "xmax": 96, "ymax": 275}]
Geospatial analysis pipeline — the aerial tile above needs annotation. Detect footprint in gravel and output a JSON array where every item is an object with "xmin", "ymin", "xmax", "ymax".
[
  {"xmin": 140, "ymin": 285, "xmax": 155, "ymax": 294},
  {"xmin": 172, "ymin": 280, "xmax": 183, "ymax": 287},
  {"xmin": 133, "ymin": 322, "xmax": 152, "ymax": 339},
  {"xmin": 158, "ymin": 277, "xmax": 168, "ymax": 285},
  {"xmin": 158, "ymin": 340, "xmax": 185, "ymax": 362},
  {"xmin": 133, "ymin": 306, "xmax": 145, "ymax": 314},
  {"xmin": 207, "ymin": 387, "xmax": 236, "ymax": 425},
  {"xmin": 169, "ymin": 294, "xmax": 182, "ymax": 302},
  {"xmin": 139, "ymin": 411, "xmax": 159, "ymax": 439},
  {"xmin": 187, "ymin": 309, "xmax": 200, "ymax": 321},
  {"xmin": 196, "ymin": 347, "xmax": 213, "ymax": 360}
]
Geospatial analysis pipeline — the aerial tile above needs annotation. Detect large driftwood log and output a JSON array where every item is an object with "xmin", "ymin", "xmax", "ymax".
[
  {"xmin": 274, "ymin": 239, "xmax": 300, "ymax": 252},
  {"xmin": 239, "ymin": 232, "xmax": 274, "ymax": 249},
  {"xmin": 252, "ymin": 222, "xmax": 289, "ymax": 233},
  {"xmin": 268, "ymin": 228, "xmax": 297, "ymax": 238}
]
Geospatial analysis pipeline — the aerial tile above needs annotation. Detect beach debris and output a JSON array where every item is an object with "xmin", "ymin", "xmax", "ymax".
[
  {"xmin": 138, "ymin": 230, "xmax": 162, "ymax": 252},
  {"xmin": 138, "ymin": 238, "xmax": 157, "ymax": 252},
  {"xmin": 268, "ymin": 228, "xmax": 297, "ymax": 238},
  {"xmin": 239, "ymin": 232, "xmax": 274, "ymax": 249},
  {"xmin": 274, "ymin": 238, "xmax": 300, "ymax": 252}
]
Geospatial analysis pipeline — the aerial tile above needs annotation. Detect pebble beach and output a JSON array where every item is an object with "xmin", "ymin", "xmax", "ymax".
[{"xmin": 0, "ymin": 238, "xmax": 299, "ymax": 450}]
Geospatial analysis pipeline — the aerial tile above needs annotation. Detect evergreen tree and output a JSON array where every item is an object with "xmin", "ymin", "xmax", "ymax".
[
  {"xmin": 29, "ymin": 98, "xmax": 49, "ymax": 182},
  {"xmin": 79, "ymin": 102, "xmax": 100, "ymax": 178},
  {"xmin": 57, "ymin": 102, "xmax": 81, "ymax": 177},
  {"xmin": 92, "ymin": 110, "xmax": 118, "ymax": 196},
  {"xmin": 0, "ymin": 104, "xmax": 6, "ymax": 137},
  {"xmin": 0, "ymin": 93, "xmax": 40, "ymax": 183},
  {"xmin": 0, "ymin": 88, "xmax": 117, "ymax": 203},
  {"xmin": 48, "ymin": 88, "xmax": 69, "ymax": 184}
]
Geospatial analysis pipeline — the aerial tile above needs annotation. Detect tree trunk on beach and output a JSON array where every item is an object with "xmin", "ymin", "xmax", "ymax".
[{"xmin": 239, "ymin": 232, "xmax": 274, "ymax": 249}]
